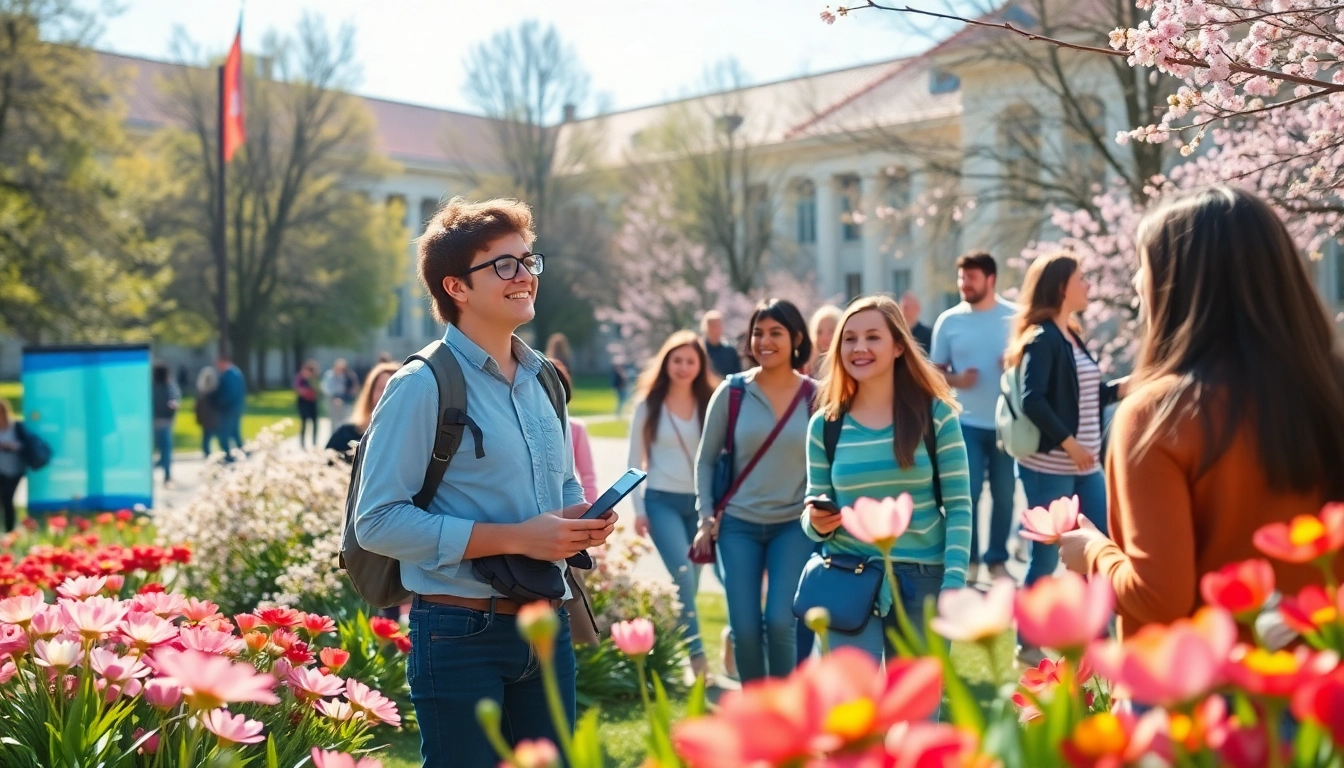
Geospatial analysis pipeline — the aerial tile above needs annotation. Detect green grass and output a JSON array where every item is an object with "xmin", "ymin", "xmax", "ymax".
[
  {"xmin": 585, "ymin": 419, "xmax": 629, "ymax": 439},
  {"xmin": 570, "ymin": 375, "xmax": 620, "ymax": 418},
  {"xmin": 170, "ymin": 389, "xmax": 301, "ymax": 450}
]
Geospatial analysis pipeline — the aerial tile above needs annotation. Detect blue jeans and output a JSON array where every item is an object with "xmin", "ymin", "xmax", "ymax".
[
  {"xmin": 832, "ymin": 563, "xmax": 943, "ymax": 662},
  {"xmin": 717, "ymin": 514, "xmax": 813, "ymax": 682},
  {"xmin": 961, "ymin": 425, "xmax": 1017, "ymax": 566},
  {"xmin": 408, "ymin": 597, "xmax": 575, "ymax": 768},
  {"xmin": 202, "ymin": 429, "xmax": 219, "ymax": 457},
  {"xmin": 153, "ymin": 425, "xmax": 173, "ymax": 480},
  {"xmin": 643, "ymin": 490, "xmax": 704, "ymax": 658},
  {"xmin": 218, "ymin": 409, "xmax": 244, "ymax": 455},
  {"xmin": 1019, "ymin": 466, "xmax": 1108, "ymax": 586}
]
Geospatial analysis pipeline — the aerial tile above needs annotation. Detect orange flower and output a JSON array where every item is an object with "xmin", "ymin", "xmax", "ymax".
[
  {"xmin": 1061, "ymin": 711, "xmax": 1161, "ymax": 768},
  {"xmin": 1253, "ymin": 503, "xmax": 1344, "ymax": 563},
  {"xmin": 1199, "ymin": 559, "xmax": 1274, "ymax": 617}
]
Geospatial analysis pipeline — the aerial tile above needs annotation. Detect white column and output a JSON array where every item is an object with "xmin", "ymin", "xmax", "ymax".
[
  {"xmin": 813, "ymin": 175, "xmax": 838, "ymax": 298},
  {"xmin": 860, "ymin": 170, "xmax": 885, "ymax": 296}
]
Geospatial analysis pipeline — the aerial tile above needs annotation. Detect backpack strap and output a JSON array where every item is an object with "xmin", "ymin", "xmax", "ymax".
[
  {"xmin": 408, "ymin": 341, "xmax": 481, "ymax": 511},
  {"xmin": 535, "ymin": 357, "xmax": 569, "ymax": 431},
  {"xmin": 823, "ymin": 416, "xmax": 843, "ymax": 466},
  {"xmin": 823, "ymin": 400, "xmax": 944, "ymax": 511},
  {"xmin": 723, "ymin": 374, "xmax": 747, "ymax": 455}
]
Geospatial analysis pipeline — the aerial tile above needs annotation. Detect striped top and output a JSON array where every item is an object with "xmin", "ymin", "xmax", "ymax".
[
  {"xmin": 803, "ymin": 398, "xmax": 974, "ymax": 603},
  {"xmin": 1019, "ymin": 343, "xmax": 1103, "ymax": 476}
]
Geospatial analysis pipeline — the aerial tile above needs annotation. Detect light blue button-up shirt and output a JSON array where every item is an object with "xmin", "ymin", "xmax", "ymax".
[{"xmin": 353, "ymin": 325, "xmax": 584, "ymax": 598}]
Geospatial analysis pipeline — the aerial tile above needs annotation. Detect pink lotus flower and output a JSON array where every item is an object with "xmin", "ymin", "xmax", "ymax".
[
  {"xmin": 118, "ymin": 612, "xmax": 179, "ymax": 651},
  {"xmin": 59, "ymin": 596, "xmax": 126, "ymax": 642},
  {"xmin": 1019, "ymin": 495, "xmax": 1081, "ymax": 544},
  {"xmin": 33, "ymin": 638, "xmax": 83, "ymax": 670},
  {"xmin": 56, "ymin": 575, "xmax": 107, "ymax": 601},
  {"xmin": 316, "ymin": 698, "xmax": 356, "ymax": 722},
  {"xmin": 0, "ymin": 592, "xmax": 46, "ymax": 626},
  {"xmin": 1015, "ymin": 572, "xmax": 1114, "ymax": 651},
  {"xmin": 288, "ymin": 666, "xmax": 345, "ymax": 702},
  {"xmin": 181, "ymin": 598, "xmax": 222, "ymax": 624},
  {"xmin": 151, "ymin": 648, "xmax": 279, "ymax": 711},
  {"xmin": 611, "ymin": 618, "xmax": 656, "ymax": 657},
  {"xmin": 143, "ymin": 678, "xmax": 183, "ymax": 709},
  {"xmin": 1086, "ymin": 606, "xmax": 1237, "ymax": 708},
  {"xmin": 513, "ymin": 739, "xmax": 561, "ymax": 768},
  {"xmin": 673, "ymin": 647, "xmax": 941, "ymax": 767},
  {"xmin": 930, "ymin": 578, "xmax": 1015, "ymax": 642},
  {"xmin": 301, "ymin": 612, "xmax": 337, "ymax": 637},
  {"xmin": 0, "ymin": 623, "xmax": 27, "ymax": 660},
  {"xmin": 841, "ymin": 495, "xmax": 914, "ymax": 549},
  {"xmin": 176, "ymin": 625, "xmax": 244, "ymax": 656},
  {"xmin": 311, "ymin": 748, "xmax": 384, "ymax": 768},
  {"xmin": 344, "ymin": 678, "xmax": 401, "ymax": 727},
  {"xmin": 200, "ymin": 708, "xmax": 265, "ymax": 745},
  {"xmin": 128, "ymin": 592, "xmax": 186, "ymax": 620},
  {"xmin": 89, "ymin": 647, "xmax": 150, "ymax": 683}
]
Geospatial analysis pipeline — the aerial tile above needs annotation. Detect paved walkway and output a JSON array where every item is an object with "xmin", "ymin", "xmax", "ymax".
[{"xmin": 15, "ymin": 416, "xmax": 1034, "ymax": 590}]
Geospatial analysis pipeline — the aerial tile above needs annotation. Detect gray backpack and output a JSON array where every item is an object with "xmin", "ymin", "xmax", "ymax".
[
  {"xmin": 996, "ymin": 363, "xmax": 1040, "ymax": 459},
  {"xmin": 338, "ymin": 339, "xmax": 566, "ymax": 609}
]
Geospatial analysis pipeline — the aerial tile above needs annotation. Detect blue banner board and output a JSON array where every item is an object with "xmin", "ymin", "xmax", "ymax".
[{"xmin": 20, "ymin": 345, "xmax": 153, "ymax": 513}]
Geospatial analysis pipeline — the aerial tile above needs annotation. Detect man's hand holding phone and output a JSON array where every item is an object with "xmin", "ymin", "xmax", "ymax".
[{"xmin": 805, "ymin": 495, "xmax": 844, "ymax": 535}]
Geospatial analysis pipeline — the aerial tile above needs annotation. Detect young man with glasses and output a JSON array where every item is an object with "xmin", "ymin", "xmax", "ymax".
[{"xmin": 353, "ymin": 197, "xmax": 616, "ymax": 766}]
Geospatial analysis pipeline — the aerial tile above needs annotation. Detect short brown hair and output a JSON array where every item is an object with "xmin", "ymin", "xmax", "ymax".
[
  {"xmin": 418, "ymin": 197, "xmax": 536, "ymax": 325},
  {"xmin": 955, "ymin": 250, "xmax": 997, "ymax": 278}
]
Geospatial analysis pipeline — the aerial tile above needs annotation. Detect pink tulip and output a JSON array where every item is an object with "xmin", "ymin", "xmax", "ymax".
[
  {"xmin": 1086, "ymin": 606, "xmax": 1237, "ymax": 708},
  {"xmin": 1019, "ymin": 495, "xmax": 1081, "ymax": 545},
  {"xmin": 1014, "ymin": 572, "xmax": 1113, "ymax": 651},
  {"xmin": 104, "ymin": 575, "xmax": 125, "ymax": 594},
  {"xmin": 59, "ymin": 596, "xmax": 126, "ymax": 642},
  {"xmin": 841, "ymin": 495, "xmax": 914, "ymax": 549},
  {"xmin": 0, "ymin": 661, "xmax": 18, "ymax": 685},
  {"xmin": 883, "ymin": 722, "xmax": 978, "ymax": 767},
  {"xmin": 200, "ymin": 707, "xmax": 265, "ymax": 745},
  {"xmin": 288, "ymin": 666, "xmax": 345, "ymax": 702},
  {"xmin": 344, "ymin": 678, "xmax": 401, "ymax": 727},
  {"xmin": 151, "ymin": 648, "xmax": 279, "ymax": 711},
  {"xmin": 56, "ymin": 575, "xmax": 107, "ymax": 601},
  {"xmin": 0, "ymin": 592, "xmax": 46, "ymax": 626},
  {"xmin": 311, "ymin": 748, "xmax": 384, "ymax": 768},
  {"xmin": 610, "ymin": 618, "xmax": 656, "ymax": 657},
  {"xmin": 143, "ymin": 678, "xmax": 183, "ymax": 709},
  {"xmin": 930, "ymin": 578, "xmax": 1015, "ymax": 642}
]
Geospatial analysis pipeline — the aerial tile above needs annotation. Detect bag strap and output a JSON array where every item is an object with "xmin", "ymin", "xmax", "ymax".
[
  {"xmin": 535, "ymin": 357, "xmax": 569, "ymax": 433},
  {"xmin": 723, "ymin": 375, "xmax": 746, "ymax": 455},
  {"xmin": 409, "ymin": 341, "xmax": 480, "ymax": 510},
  {"xmin": 822, "ymin": 398, "xmax": 943, "ymax": 511},
  {"xmin": 714, "ymin": 379, "xmax": 812, "ymax": 516}
]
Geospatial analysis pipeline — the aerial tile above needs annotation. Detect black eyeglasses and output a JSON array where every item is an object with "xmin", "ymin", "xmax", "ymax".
[{"xmin": 462, "ymin": 253, "xmax": 544, "ymax": 281}]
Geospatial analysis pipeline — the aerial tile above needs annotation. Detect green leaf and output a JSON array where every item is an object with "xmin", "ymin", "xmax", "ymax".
[
  {"xmin": 570, "ymin": 708, "xmax": 603, "ymax": 768},
  {"xmin": 926, "ymin": 631, "xmax": 985, "ymax": 733},
  {"xmin": 685, "ymin": 673, "xmax": 707, "ymax": 719}
]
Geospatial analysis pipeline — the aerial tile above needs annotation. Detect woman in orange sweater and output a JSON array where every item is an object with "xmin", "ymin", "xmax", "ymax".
[{"xmin": 1060, "ymin": 186, "xmax": 1344, "ymax": 641}]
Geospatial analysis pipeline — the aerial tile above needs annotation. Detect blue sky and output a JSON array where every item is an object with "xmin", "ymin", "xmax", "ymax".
[{"xmin": 92, "ymin": 0, "xmax": 939, "ymax": 114}]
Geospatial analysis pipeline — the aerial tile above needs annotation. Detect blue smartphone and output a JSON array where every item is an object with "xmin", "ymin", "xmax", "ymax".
[{"xmin": 581, "ymin": 469, "xmax": 648, "ymax": 519}]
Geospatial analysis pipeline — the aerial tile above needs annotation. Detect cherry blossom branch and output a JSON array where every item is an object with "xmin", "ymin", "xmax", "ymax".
[{"xmin": 850, "ymin": 0, "xmax": 1344, "ymax": 94}]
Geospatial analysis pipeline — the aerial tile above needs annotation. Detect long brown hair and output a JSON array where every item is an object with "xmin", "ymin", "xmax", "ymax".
[
  {"xmin": 634, "ymin": 331, "xmax": 719, "ymax": 457},
  {"xmin": 816, "ymin": 296, "xmax": 958, "ymax": 469},
  {"xmin": 1132, "ymin": 185, "xmax": 1344, "ymax": 496},
  {"xmin": 1005, "ymin": 251, "xmax": 1084, "ymax": 368},
  {"xmin": 351, "ymin": 362, "xmax": 401, "ymax": 432}
]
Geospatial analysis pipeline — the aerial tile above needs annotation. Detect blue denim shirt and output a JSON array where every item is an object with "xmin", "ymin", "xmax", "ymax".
[{"xmin": 353, "ymin": 325, "xmax": 584, "ymax": 598}]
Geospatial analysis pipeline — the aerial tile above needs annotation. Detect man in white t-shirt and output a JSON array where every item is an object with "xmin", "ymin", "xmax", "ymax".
[{"xmin": 930, "ymin": 251, "xmax": 1018, "ymax": 582}]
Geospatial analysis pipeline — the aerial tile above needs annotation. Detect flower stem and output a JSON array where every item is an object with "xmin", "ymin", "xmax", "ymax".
[
  {"xmin": 634, "ymin": 656, "xmax": 653, "ymax": 718},
  {"xmin": 882, "ymin": 553, "xmax": 921, "ymax": 656},
  {"xmin": 540, "ymin": 651, "xmax": 575, "ymax": 761},
  {"xmin": 1265, "ymin": 701, "xmax": 1285, "ymax": 768}
]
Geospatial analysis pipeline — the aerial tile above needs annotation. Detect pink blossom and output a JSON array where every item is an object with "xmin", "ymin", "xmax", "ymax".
[
  {"xmin": 840, "ymin": 495, "xmax": 914, "ymax": 549},
  {"xmin": 343, "ymin": 678, "xmax": 401, "ymax": 727},
  {"xmin": 311, "ymin": 748, "xmax": 384, "ymax": 768},
  {"xmin": 1019, "ymin": 496, "xmax": 1081, "ymax": 545},
  {"xmin": 151, "ymin": 648, "xmax": 279, "ymax": 711},
  {"xmin": 0, "ymin": 660, "xmax": 16, "ymax": 684},
  {"xmin": 287, "ymin": 666, "xmax": 345, "ymax": 702},
  {"xmin": 88, "ymin": 647, "xmax": 150, "ymax": 683},
  {"xmin": 27, "ymin": 605, "xmax": 63, "ymax": 640},
  {"xmin": 610, "ymin": 618, "xmax": 656, "ymax": 657},
  {"xmin": 181, "ymin": 598, "xmax": 222, "ymax": 624},
  {"xmin": 59, "ymin": 596, "xmax": 126, "ymax": 642},
  {"xmin": 513, "ymin": 739, "xmax": 561, "ymax": 768},
  {"xmin": 316, "ymin": 698, "xmax": 356, "ymax": 721},
  {"xmin": 200, "ymin": 708, "xmax": 266, "ymax": 746},
  {"xmin": 132, "ymin": 727, "xmax": 160, "ymax": 755},
  {"xmin": 930, "ymin": 578, "xmax": 1016, "ymax": 642},
  {"xmin": 0, "ymin": 593, "xmax": 46, "ymax": 626},
  {"xmin": 118, "ymin": 612, "xmax": 179, "ymax": 651},
  {"xmin": 56, "ymin": 575, "xmax": 107, "ymax": 601},
  {"xmin": 1015, "ymin": 572, "xmax": 1114, "ymax": 651},
  {"xmin": 176, "ymin": 625, "xmax": 245, "ymax": 656},
  {"xmin": 143, "ymin": 678, "xmax": 184, "ymax": 709},
  {"xmin": 33, "ymin": 638, "xmax": 83, "ymax": 670},
  {"xmin": 129, "ymin": 592, "xmax": 187, "ymax": 620},
  {"xmin": 301, "ymin": 612, "xmax": 337, "ymax": 637},
  {"xmin": 820, "ymin": 8, "xmax": 837, "ymax": 25},
  {"xmin": 0, "ymin": 623, "xmax": 27, "ymax": 660}
]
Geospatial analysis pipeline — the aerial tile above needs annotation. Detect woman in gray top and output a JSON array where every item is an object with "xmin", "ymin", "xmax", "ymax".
[{"xmin": 692, "ymin": 299, "xmax": 816, "ymax": 682}]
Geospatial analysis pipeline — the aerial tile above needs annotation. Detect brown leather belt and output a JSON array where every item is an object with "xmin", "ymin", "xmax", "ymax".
[{"xmin": 415, "ymin": 593, "xmax": 562, "ymax": 615}]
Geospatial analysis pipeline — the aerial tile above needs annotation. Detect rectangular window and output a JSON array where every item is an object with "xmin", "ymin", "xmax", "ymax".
[
  {"xmin": 845, "ymin": 273, "xmax": 863, "ymax": 301},
  {"xmin": 388, "ymin": 286, "xmax": 405, "ymax": 338},
  {"xmin": 796, "ymin": 197, "xmax": 816, "ymax": 244},
  {"xmin": 892, "ymin": 269, "xmax": 912, "ymax": 297},
  {"xmin": 841, "ymin": 195, "xmax": 861, "ymax": 242}
]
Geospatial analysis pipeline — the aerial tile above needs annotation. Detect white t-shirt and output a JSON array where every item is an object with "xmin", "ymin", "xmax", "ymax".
[{"xmin": 626, "ymin": 400, "xmax": 701, "ymax": 516}]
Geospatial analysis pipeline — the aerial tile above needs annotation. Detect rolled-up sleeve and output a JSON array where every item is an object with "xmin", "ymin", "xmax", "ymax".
[
  {"xmin": 694, "ymin": 382, "xmax": 731, "ymax": 519},
  {"xmin": 353, "ymin": 367, "xmax": 476, "ymax": 571}
]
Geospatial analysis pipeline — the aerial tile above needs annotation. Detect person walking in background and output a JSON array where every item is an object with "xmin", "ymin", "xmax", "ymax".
[
  {"xmin": 930, "ymin": 251, "xmax": 1019, "ymax": 583},
  {"xmin": 611, "ymin": 362, "xmax": 629, "ymax": 416},
  {"xmin": 326, "ymin": 361, "xmax": 401, "ymax": 463},
  {"xmin": 807, "ymin": 304, "xmax": 842, "ymax": 376},
  {"xmin": 195, "ymin": 365, "xmax": 221, "ymax": 456},
  {"xmin": 214, "ymin": 354, "xmax": 246, "ymax": 458},
  {"xmin": 692, "ymin": 299, "xmax": 815, "ymax": 682},
  {"xmin": 151, "ymin": 362, "xmax": 181, "ymax": 486},
  {"xmin": 0, "ymin": 400, "xmax": 27, "ymax": 532},
  {"xmin": 322, "ymin": 359, "xmax": 359, "ymax": 430},
  {"xmin": 176, "ymin": 364, "xmax": 191, "ymax": 396},
  {"xmin": 1059, "ymin": 186, "xmax": 1344, "ymax": 643},
  {"xmin": 628, "ymin": 330, "xmax": 719, "ymax": 680},
  {"xmin": 545, "ymin": 333, "xmax": 573, "ymax": 374},
  {"xmin": 900, "ymin": 291, "xmax": 933, "ymax": 355},
  {"xmin": 701, "ymin": 309, "xmax": 742, "ymax": 378},
  {"xmin": 804, "ymin": 295, "xmax": 972, "ymax": 661},
  {"xmin": 548, "ymin": 359, "xmax": 600, "ymax": 503},
  {"xmin": 295, "ymin": 360, "xmax": 320, "ymax": 449}
]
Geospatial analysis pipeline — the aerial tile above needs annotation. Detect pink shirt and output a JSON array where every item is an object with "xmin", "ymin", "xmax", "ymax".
[{"xmin": 570, "ymin": 420, "xmax": 599, "ymax": 503}]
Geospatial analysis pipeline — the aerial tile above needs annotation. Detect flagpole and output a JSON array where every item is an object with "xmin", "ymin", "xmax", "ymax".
[{"xmin": 215, "ymin": 62, "xmax": 229, "ymax": 360}]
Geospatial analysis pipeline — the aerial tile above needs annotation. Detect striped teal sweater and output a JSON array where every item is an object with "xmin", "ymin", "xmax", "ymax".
[{"xmin": 803, "ymin": 398, "xmax": 974, "ymax": 602}]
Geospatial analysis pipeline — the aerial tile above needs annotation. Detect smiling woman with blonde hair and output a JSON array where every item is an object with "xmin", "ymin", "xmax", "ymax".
[{"xmin": 802, "ymin": 295, "xmax": 972, "ymax": 662}]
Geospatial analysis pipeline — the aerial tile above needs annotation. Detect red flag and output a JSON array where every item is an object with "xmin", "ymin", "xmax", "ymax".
[{"xmin": 222, "ymin": 26, "xmax": 245, "ymax": 162}]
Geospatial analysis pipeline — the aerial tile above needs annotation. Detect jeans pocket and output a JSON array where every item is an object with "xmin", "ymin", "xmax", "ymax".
[{"xmin": 426, "ymin": 607, "xmax": 492, "ymax": 642}]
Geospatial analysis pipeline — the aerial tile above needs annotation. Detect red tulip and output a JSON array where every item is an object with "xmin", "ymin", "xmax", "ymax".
[
  {"xmin": 393, "ymin": 634, "xmax": 412, "ymax": 654},
  {"xmin": 1224, "ymin": 644, "xmax": 1339, "ymax": 698},
  {"xmin": 1291, "ymin": 667, "xmax": 1344, "ymax": 748},
  {"xmin": 883, "ymin": 722, "xmax": 978, "ymax": 768},
  {"xmin": 368, "ymin": 616, "xmax": 403, "ymax": 641},
  {"xmin": 1199, "ymin": 559, "xmax": 1274, "ymax": 617},
  {"xmin": 1279, "ymin": 584, "xmax": 1338, "ymax": 636},
  {"xmin": 1015, "ymin": 572, "xmax": 1114, "ymax": 651},
  {"xmin": 1253, "ymin": 503, "xmax": 1344, "ymax": 563},
  {"xmin": 1086, "ymin": 606, "xmax": 1237, "ymax": 708}
]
